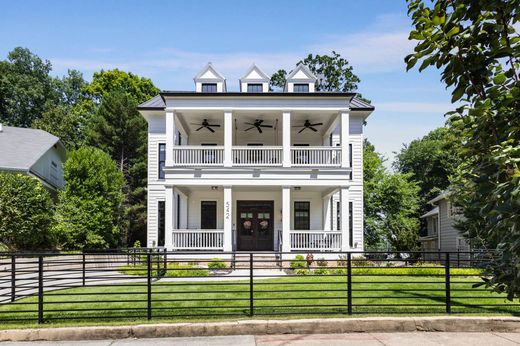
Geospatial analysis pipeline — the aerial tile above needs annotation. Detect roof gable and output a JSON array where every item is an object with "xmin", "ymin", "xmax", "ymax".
[
  {"xmin": 286, "ymin": 64, "xmax": 317, "ymax": 81},
  {"xmin": 240, "ymin": 64, "xmax": 270, "ymax": 82},
  {"xmin": 194, "ymin": 62, "xmax": 225, "ymax": 81},
  {"xmin": 0, "ymin": 126, "xmax": 62, "ymax": 171}
]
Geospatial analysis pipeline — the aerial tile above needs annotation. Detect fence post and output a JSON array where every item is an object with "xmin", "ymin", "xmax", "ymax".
[
  {"xmin": 163, "ymin": 248, "xmax": 167, "ymax": 275},
  {"xmin": 457, "ymin": 250, "xmax": 460, "ymax": 268},
  {"xmin": 445, "ymin": 252, "xmax": 451, "ymax": 314},
  {"xmin": 38, "ymin": 256, "xmax": 44, "ymax": 324},
  {"xmin": 147, "ymin": 253, "xmax": 152, "ymax": 320},
  {"xmin": 249, "ymin": 253, "xmax": 254, "ymax": 317},
  {"xmin": 11, "ymin": 255, "xmax": 15, "ymax": 302},
  {"xmin": 347, "ymin": 252, "xmax": 352, "ymax": 315},
  {"xmin": 82, "ymin": 253, "xmax": 86, "ymax": 286}
]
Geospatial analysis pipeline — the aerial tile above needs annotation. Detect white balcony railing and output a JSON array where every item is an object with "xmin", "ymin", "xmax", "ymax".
[
  {"xmin": 169, "ymin": 146, "xmax": 342, "ymax": 167},
  {"xmin": 171, "ymin": 229, "xmax": 224, "ymax": 250},
  {"xmin": 172, "ymin": 146, "xmax": 224, "ymax": 166},
  {"xmin": 232, "ymin": 146, "xmax": 283, "ymax": 166},
  {"xmin": 290, "ymin": 231, "xmax": 342, "ymax": 251},
  {"xmin": 291, "ymin": 147, "xmax": 342, "ymax": 167}
]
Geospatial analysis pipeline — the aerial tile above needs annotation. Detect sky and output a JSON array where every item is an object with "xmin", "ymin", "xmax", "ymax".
[{"xmin": 0, "ymin": 0, "xmax": 452, "ymax": 167}]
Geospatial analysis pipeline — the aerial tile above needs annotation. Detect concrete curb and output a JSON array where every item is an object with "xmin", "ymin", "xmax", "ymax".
[{"xmin": 1, "ymin": 317, "xmax": 519, "ymax": 341}]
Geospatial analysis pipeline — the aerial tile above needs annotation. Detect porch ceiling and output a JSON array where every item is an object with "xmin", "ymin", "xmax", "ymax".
[{"xmin": 178, "ymin": 185, "xmax": 340, "ymax": 195}]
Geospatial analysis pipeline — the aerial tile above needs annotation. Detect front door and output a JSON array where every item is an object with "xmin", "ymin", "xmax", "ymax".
[{"xmin": 237, "ymin": 201, "xmax": 274, "ymax": 251}]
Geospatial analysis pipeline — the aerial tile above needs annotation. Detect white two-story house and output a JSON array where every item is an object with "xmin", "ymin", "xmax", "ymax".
[{"xmin": 138, "ymin": 63, "xmax": 374, "ymax": 255}]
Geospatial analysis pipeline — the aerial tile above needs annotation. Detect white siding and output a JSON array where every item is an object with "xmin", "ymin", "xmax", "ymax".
[
  {"xmin": 30, "ymin": 146, "xmax": 65, "ymax": 189},
  {"xmin": 148, "ymin": 133, "xmax": 166, "ymax": 184},
  {"xmin": 439, "ymin": 199, "xmax": 460, "ymax": 252},
  {"xmin": 147, "ymin": 186, "xmax": 165, "ymax": 247}
]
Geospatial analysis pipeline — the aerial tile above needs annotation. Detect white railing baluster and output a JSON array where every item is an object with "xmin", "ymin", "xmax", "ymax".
[
  {"xmin": 171, "ymin": 229, "xmax": 224, "ymax": 250},
  {"xmin": 289, "ymin": 230, "xmax": 342, "ymax": 251}
]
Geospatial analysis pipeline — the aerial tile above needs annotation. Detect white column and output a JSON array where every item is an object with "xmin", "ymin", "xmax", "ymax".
[
  {"xmin": 323, "ymin": 196, "xmax": 332, "ymax": 231},
  {"xmin": 223, "ymin": 186, "xmax": 233, "ymax": 251},
  {"xmin": 340, "ymin": 110, "xmax": 350, "ymax": 168},
  {"xmin": 282, "ymin": 112, "xmax": 291, "ymax": 167},
  {"xmin": 282, "ymin": 186, "xmax": 291, "ymax": 252},
  {"xmin": 224, "ymin": 111, "xmax": 233, "ymax": 167},
  {"xmin": 340, "ymin": 187, "xmax": 350, "ymax": 251},
  {"xmin": 165, "ymin": 111, "xmax": 176, "ymax": 167},
  {"xmin": 165, "ymin": 186, "xmax": 175, "ymax": 250}
]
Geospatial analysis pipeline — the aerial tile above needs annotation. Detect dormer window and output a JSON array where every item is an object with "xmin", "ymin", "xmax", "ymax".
[
  {"xmin": 194, "ymin": 63, "xmax": 226, "ymax": 92},
  {"xmin": 240, "ymin": 64, "xmax": 270, "ymax": 92},
  {"xmin": 201, "ymin": 83, "xmax": 218, "ymax": 93},
  {"xmin": 293, "ymin": 84, "xmax": 309, "ymax": 92},
  {"xmin": 285, "ymin": 64, "xmax": 317, "ymax": 92},
  {"xmin": 247, "ymin": 84, "xmax": 263, "ymax": 93}
]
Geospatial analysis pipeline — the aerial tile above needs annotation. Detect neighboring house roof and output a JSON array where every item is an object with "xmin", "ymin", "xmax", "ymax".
[
  {"xmin": 420, "ymin": 207, "xmax": 439, "ymax": 219},
  {"xmin": 428, "ymin": 191, "xmax": 452, "ymax": 204},
  {"xmin": 0, "ymin": 126, "xmax": 62, "ymax": 171},
  {"xmin": 137, "ymin": 93, "xmax": 374, "ymax": 111}
]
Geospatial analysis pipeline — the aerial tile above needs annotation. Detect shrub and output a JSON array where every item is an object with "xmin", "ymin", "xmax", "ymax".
[
  {"xmin": 316, "ymin": 258, "xmax": 328, "ymax": 267},
  {"xmin": 53, "ymin": 147, "xmax": 126, "ymax": 250},
  {"xmin": 294, "ymin": 268, "xmax": 311, "ymax": 275},
  {"xmin": 0, "ymin": 172, "xmax": 55, "ymax": 250},
  {"xmin": 207, "ymin": 258, "xmax": 227, "ymax": 269},
  {"xmin": 290, "ymin": 255, "xmax": 307, "ymax": 269},
  {"xmin": 314, "ymin": 267, "xmax": 329, "ymax": 275}
]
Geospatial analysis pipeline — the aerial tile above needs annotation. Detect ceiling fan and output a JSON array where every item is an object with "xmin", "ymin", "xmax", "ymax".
[
  {"xmin": 294, "ymin": 120, "xmax": 323, "ymax": 133},
  {"xmin": 244, "ymin": 119, "xmax": 273, "ymax": 133},
  {"xmin": 191, "ymin": 119, "xmax": 220, "ymax": 133}
]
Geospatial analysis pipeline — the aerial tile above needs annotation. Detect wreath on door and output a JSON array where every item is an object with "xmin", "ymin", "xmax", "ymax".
[
  {"xmin": 243, "ymin": 220, "xmax": 252, "ymax": 230},
  {"xmin": 259, "ymin": 220, "xmax": 269, "ymax": 230}
]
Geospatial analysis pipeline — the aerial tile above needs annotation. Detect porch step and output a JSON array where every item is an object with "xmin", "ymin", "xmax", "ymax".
[{"xmin": 232, "ymin": 254, "xmax": 281, "ymax": 269}]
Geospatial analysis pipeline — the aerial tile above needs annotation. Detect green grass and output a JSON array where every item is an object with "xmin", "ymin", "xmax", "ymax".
[
  {"xmin": 118, "ymin": 263, "xmax": 209, "ymax": 277},
  {"xmin": 0, "ymin": 270, "xmax": 518, "ymax": 329}
]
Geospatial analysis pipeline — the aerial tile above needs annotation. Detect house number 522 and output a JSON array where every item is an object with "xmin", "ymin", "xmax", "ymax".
[{"xmin": 225, "ymin": 201, "xmax": 230, "ymax": 220}]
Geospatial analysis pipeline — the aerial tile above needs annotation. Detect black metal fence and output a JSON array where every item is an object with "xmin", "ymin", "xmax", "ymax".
[{"xmin": 0, "ymin": 250, "xmax": 518, "ymax": 325}]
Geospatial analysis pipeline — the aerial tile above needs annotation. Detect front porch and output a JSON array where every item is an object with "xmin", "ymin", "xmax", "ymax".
[{"xmin": 159, "ymin": 185, "xmax": 357, "ymax": 253}]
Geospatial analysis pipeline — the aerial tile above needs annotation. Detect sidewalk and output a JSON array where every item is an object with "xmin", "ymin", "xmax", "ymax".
[{"xmin": 1, "ymin": 332, "xmax": 519, "ymax": 345}]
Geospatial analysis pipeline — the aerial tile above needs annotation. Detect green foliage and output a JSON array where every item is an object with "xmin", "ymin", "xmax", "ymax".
[
  {"xmin": 290, "ymin": 255, "xmax": 307, "ymax": 269},
  {"xmin": 316, "ymin": 258, "xmax": 328, "ymax": 267},
  {"xmin": 269, "ymin": 69, "xmax": 287, "ymax": 91},
  {"xmin": 53, "ymin": 147, "xmax": 126, "ymax": 250},
  {"xmin": 0, "ymin": 47, "xmax": 57, "ymax": 127},
  {"xmin": 363, "ymin": 140, "xmax": 421, "ymax": 251},
  {"xmin": 407, "ymin": 0, "xmax": 520, "ymax": 299},
  {"xmin": 133, "ymin": 240, "xmax": 141, "ymax": 248},
  {"xmin": 0, "ymin": 172, "xmax": 54, "ymax": 250},
  {"xmin": 394, "ymin": 127, "xmax": 460, "ymax": 208},
  {"xmin": 293, "ymin": 268, "xmax": 311, "ymax": 275},
  {"xmin": 119, "ymin": 263, "xmax": 209, "ymax": 277},
  {"xmin": 207, "ymin": 258, "xmax": 227, "ymax": 269},
  {"xmin": 330, "ymin": 263, "xmax": 484, "ymax": 276},
  {"xmin": 84, "ymin": 69, "xmax": 159, "ymax": 104}
]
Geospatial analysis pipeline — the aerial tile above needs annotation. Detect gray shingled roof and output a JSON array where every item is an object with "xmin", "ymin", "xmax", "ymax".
[
  {"xmin": 137, "ymin": 93, "xmax": 374, "ymax": 111},
  {"xmin": 0, "ymin": 126, "xmax": 60, "ymax": 171},
  {"xmin": 420, "ymin": 207, "xmax": 439, "ymax": 219}
]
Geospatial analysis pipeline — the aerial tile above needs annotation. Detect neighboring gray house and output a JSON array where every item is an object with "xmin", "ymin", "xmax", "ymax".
[
  {"xmin": 0, "ymin": 124, "xmax": 66, "ymax": 192},
  {"xmin": 420, "ymin": 191, "xmax": 469, "ymax": 259}
]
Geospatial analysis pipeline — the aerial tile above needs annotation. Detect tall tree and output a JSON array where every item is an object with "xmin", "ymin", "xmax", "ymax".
[
  {"xmin": 269, "ymin": 52, "xmax": 362, "ymax": 93},
  {"xmin": 363, "ymin": 140, "xmax": 421, "ymax": 251},
  {"xmin": 0, "ymin": 47, "xmax": 57, "ymax": 127},
  {"xmin": 86, "ymin": 89, "xmax": 148, "ymax": 245},
  {"xmin": 53, "ymin": 147, "xmax": 126, "ymax": 250},
  {"xmin": 394, "ymin": 127, "xmax": 459, "ymax": 209},
  {"xmin": 407, "ymin": 0, "xmax": 520, "ymax": 299}
]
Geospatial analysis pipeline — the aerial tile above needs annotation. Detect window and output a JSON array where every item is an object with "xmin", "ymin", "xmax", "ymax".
[
  {"xmin": 176, "ymin": 194, "xmax": 181, "ymax": 229},
  {"xmin": 158, "ymin": 201, "xmax": 165, "ymax": 246},
  {"xmin": 336, "ymin": 201, "xmax": 340, "ymax": 230},
  {"xmin": 349, "ymin": 143, "xmax": 353, "ymax": 180},
  {"xmin": 294, "ymin": 201, "xmax": 310, "ymax": 230},
  {"xmin": 349, "ymin": 202, "xmax": 353, "ymax": 247},
  {"xmin": 177, "ymin": 131, "xmax": 182, "ymax": 145},
  {"xmin": 50, "ymin": 161, "xmax": 58, "ymax": 186},
  {"xmin": 201, "ymin": 83, "xmax": 217, "ymax": 92},
  {"xmin": 432, "ymin": 217, "xmax": 438, "ymax": 235},
  {"xmin": 293, "ymin": 84, "xmax": 309, "ymax": 92},
  {"xmin": 158, "ymin": 143, "xmax": 166, "ymax": 179},
  {"xmin": 247, "ymin": 84, "xmax": 263, "ymax": 93},
  {"xmin": 201, "ymin": 201, "xmax": 217, "ymax": 229}
]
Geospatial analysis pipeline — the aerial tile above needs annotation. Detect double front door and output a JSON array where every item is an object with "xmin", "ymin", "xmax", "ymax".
[{"xmin": 237, "ymin": 200, "xmax": 274, "ymax": 251}]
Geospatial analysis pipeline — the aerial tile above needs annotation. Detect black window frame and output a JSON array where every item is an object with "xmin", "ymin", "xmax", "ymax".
[
  {"xmin": 158, "ymin": 143, "xmax": 166, "ymax": 179},
  {"xmin": 247, "ymin": 83, "xmax": 263, "ymax": 93},
  {"xmin": 293, "ymin": 84, "xmax": 309, "ymax": 92},
  {"xmin": 294, "ymin": 201, "xmax": 310, "ymax": 230},
  {"xmin": 201, "ymin": 201, "xmax": 217, "ymax": 229},
  {"xmin": 201, "ymin": 83, "xmax": 218, "ymax": 92},
  {"xmin": 158, "ymin": 201, "xmax": 165, "ymax": 246}
]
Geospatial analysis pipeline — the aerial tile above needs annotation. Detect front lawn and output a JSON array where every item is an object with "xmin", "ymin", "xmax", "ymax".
[{"xmin": 0, "ymin": 271, "xmax": 518, "ymax": 328}]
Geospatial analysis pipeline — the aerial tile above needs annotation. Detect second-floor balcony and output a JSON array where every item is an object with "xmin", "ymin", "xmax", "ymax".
[{"xmin": 171, "ymin": 146, "xmax": 343, "ymax": 168}]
